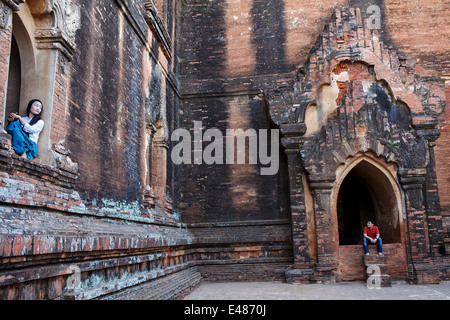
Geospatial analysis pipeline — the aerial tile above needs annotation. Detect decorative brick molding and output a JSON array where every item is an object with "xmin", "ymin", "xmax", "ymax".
[
  {"xmin": 0, "ymin": 0, "xmax": 21, "ymax": 29},
  {"xmin": 34, "ymin": 27, "xmax": 75, "ymax": 61},
  {"xmin": 143, "ymin": 0, "xmax": 172, "ymax": 59},
  {"xmin": 30, "ymin": 0, "xmax": 80, "ymax": 61},
  {"xmin": 0, "ymin": 0, "xmax": 22, "ymax": 11}
]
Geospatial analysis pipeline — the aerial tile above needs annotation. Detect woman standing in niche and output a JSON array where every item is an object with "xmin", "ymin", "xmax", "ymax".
[{"xmin": 6, "ymin": 99, "xmax": 44, "ymax": 159}]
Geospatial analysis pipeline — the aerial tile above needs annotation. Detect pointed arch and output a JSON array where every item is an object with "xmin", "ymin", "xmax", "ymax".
[{"xmin": 333, "ymin": 153, "xmax": 405, "ymax": 245}]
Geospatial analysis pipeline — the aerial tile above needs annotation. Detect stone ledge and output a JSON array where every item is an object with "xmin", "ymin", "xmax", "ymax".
[
  {"xmin": 0, "ymin": 175, "xmax": 186, "ymax": 228},
  {"xmin": 98, "ymin": 266, "xmax": 202, "ymax": 300},
  {"xmin": 63, "ymin": 263, "xmax": 199, "ymax": 300},
  {"xmin": 0, "ymin": 132, "xmax": 78, "ymax": 189}
]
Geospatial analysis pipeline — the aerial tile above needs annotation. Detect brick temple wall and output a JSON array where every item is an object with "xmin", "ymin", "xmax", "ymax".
[
  {"xmin": 176, "ymin": 0, "xmax": 450, "ymax": 279},
  {"xmin": 0, "ymin": 0, "xmax": 449, "ymax": 299},
  {"xmin": 177, "ymin": 0, "xmax": 450, "ymax": 223},
  {"xmin": 67, "ymin": 0, "xmax": 158, "ymax": 203},
  {"xmin": 0, "ymin": 0, "xmax": 198, "ymax": 300}
]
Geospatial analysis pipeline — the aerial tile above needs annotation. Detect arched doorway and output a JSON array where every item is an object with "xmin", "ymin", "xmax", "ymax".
[
  {"xmin": 336, "ymin": 159, "xmax": 402, "ymax": 246},
  {"xmin": 337, "ymin": 173, "xmax": 375, "ymax": 245},
  {"xmin": 334, "ymin": 157, "xmax": 406, "ymax": 280},
  {"xmin": 3, "ymin": 3, "xmax": 77, "ymax": 165}
]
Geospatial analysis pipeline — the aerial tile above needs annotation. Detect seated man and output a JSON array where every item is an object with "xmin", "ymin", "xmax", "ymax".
[{"xmin": 363, "ymin": 219, "xmax": 383, "ymax": 255}]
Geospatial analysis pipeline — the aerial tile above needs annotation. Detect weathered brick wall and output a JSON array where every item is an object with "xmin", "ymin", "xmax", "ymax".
[
  {"xmin": 1, "ymin": 0, "xmax": 449, "ymax": 299},
  {"xmin": 0, "ymin": 0, "xmax": 199, "ymax": 300},
  {"xmin": 65, "ymin": 0, "xmax": 181, "ymax": 208},
  {"xmin": 382, "ymin": 0, "xmax": 450, "ymax": 231},
  {"xmin": 179, "ymin": 0, "xmax": 450, "ymax": 83},
  {"xmin": 191, "ymin": 221, "xmax": 293, "ymax": 281},
  {"xmin": 381, "ymin": 0, "xmax": 450, "ymax": 76},
  {"xmin": 178, "ymin": 0, "xmax": 350, "ymax": 87},
  {"xmin": 177, "ymin": 0, "xmax": 449, "ymax": 281},
  {"xmin": 66, "ymin": 0, "xmax": 146, "ymax": 203},
  {"xmin": 177, "ymin": 0, "xmax": 450, "ymax": 225},
  {"xmin": 177, "ymin": 0, "xmax": 301, "ymax": 229},
  {"xmin": 436, "ymin": 81, "xmax": 450, "ymax": 231},
  {"xmin": 179, "ymin": 93, "xmax": 291, "ymax": 224}
]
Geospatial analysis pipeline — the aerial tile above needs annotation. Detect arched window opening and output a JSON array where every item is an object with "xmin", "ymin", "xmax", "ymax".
[
  {"xmin": 5, "ymin": 35, "xmax": 21, "ymax": 121},
  {"xmin": 337, "ymin": 174, "xmax": 375, "ymax": 245}
]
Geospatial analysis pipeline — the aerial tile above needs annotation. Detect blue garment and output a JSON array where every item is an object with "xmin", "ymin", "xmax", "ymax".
[
  {"xmin": 363, "ymin": 237, "xmax": 383, "ymax": 254},
  {"xmin": 6, "ymin": 120, "xmax": 37, "ymax": 159}
]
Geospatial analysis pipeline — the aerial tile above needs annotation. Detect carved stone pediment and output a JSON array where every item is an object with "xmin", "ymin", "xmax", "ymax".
[
  {"xmin": 0, "ymin": 0, "xmax": 24, "ymax": 28},
  {"xmin": 268, "ymin": 7, "xmax": 446, "ymax": 175},
  {"xmin": 28, "ymin": 0, "xmax": 80, "ymax": 60}
]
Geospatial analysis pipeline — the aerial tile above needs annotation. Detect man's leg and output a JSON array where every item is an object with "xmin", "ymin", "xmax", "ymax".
[
  {"xmin": 376, "ymin": 238, "xmax": 383, "ymax": 254},
  {"xmin": 363, "ymin": 238, "xmax": 369, "ymax": 254}
]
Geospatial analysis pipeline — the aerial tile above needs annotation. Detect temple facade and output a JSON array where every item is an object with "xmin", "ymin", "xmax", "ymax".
[{"xmin": 0, "ymin": 0, "xmax": 448, "ymax": 299}]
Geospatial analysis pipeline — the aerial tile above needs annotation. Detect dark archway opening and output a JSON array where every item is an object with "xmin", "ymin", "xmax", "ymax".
[
  {"xmin": 5, "ymin": 34, "xmax": 21, "ymax": 125},
  {"xmin": 337, "ymin": 160, "xmax": 401, "ymax": 245},
  {"xmin": 338, "ymin": 174, "xmax": 375, "ymax": 245}
]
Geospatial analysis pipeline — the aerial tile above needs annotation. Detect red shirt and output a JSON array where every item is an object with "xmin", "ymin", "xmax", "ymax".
[{"xmin": 364, "ymin": 226, "xmax": 380, "ymax": 239}]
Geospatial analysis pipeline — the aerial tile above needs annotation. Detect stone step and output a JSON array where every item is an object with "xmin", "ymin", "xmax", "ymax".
[
  {"xmin": 90, "ymin": 267, "xmax": 202, "ymax": 300},
  {"xmin": 363, "ymin": 253, "xmax": 386, "ymax": 265},
  {"xmin": 136, "ymin": 267, "xmax": 202, "ymax": 300},
  {"xmin": 149, "ymin": 268, "xmax": 202, "ymax": 300},
  {"xmin": 365, "ymin": 273, "xmax": 392, "ymax": 288}
]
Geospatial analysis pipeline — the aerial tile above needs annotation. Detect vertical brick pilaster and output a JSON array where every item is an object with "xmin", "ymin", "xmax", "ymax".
[
  {"xmin": 309, "ymin": 178, "xmax": 338, "ymax": 266},
  {"xmin": 400, "ymin": 168, "xmax": 440, "ymax": 284},
  {"xmin": 309, "ymin": 176, "xmax": 340, "ymax": 283},
  {"xmin": 284, "ymin": 148, "xmax": 310, "ymax": 268},
  {"xmin": 152, "ymin": 136, "xmax": 168, "ymax": 207},
  {"xmin": 400, "ymin": 169, "xmax": 430, "ymax": 262},
  {"xmin": 281, "ymin": 124, "xmax": 312, "ymax": 270},
  {"xmin": 418, "ymin": 130, "xmax": 446, "ymax": 257}
]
